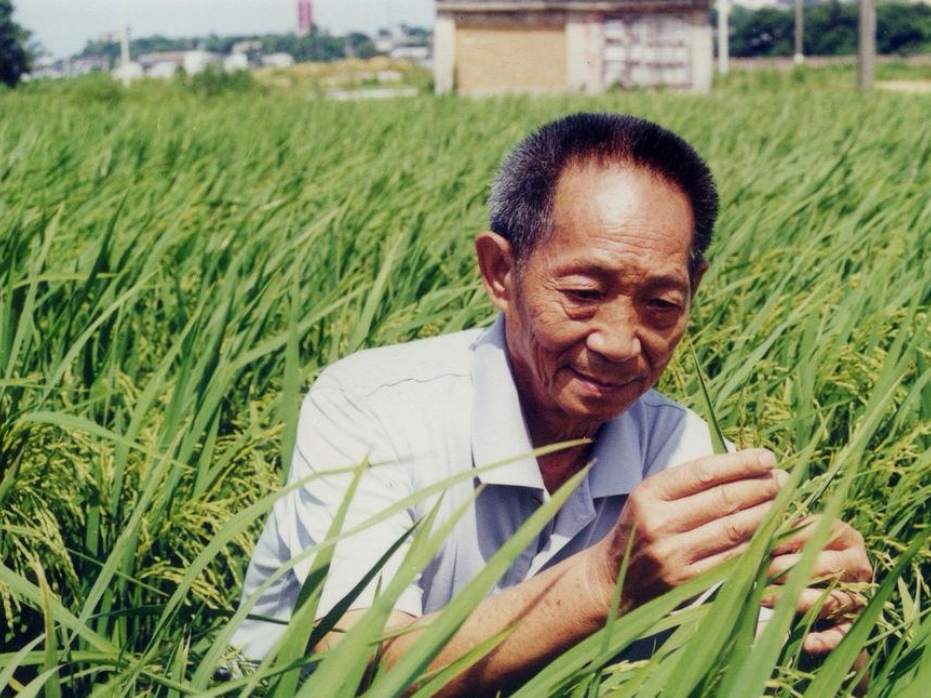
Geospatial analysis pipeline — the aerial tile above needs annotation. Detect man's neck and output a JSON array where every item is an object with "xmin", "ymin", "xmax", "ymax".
[
  {"xmin": 537, "ymin": 444, "xmax": 592, "ymax": 494},
  {"xmin": 521, "ymin": 400, "xmax": 600, "ymax": 495}
]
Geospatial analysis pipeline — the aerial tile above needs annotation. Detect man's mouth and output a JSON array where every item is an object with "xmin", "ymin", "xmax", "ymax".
[{"xmin": 570, "ymin": 368, "xmax": 640, "ymax": 392}]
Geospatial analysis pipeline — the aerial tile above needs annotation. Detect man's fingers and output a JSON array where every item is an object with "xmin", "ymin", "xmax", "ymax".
[
  {"xmin": 668, "ymin": 472, "xmax": 787, "ymax": 533},
  {"xmin": 629, "ymin": 451, "xmax": 787, "ymax": 538},
  {"xmin": 680, "ymin": 501, "xmax": 773, "ymax": 560},
  {"xmin": 761, "ymin": 587, "xmax": 867, "ymax": 618},
  {"xmin": 649, "ymin": 449, "xmax": 779, "ymax": 500},
  {"xmin": 773, "ymin": 517, "xmax": 869, "ymax": 556},
  {"xmin": 802, "ymin": 619, "xmax": 853, "ymax": 655},
  {"xmin": 768, "ymin": 550, "xmax": 843, "ymax": 581},
  {"xmin": 757, "ymin": 586, "xmax": 868, "ymax": 656},
  {"xmin": 646, "ymin": 499, "xmax": 791, "ymax": 582},
  {"xmin": 630, "ymin": 449, "xmax": 787, "ymax": 536},
  {"xmin": 769, "ymin": 522, "xmax": 873, "ymax": 582}
]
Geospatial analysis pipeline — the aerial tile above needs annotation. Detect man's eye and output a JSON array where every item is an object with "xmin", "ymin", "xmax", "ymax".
[
  {"xmin": 564, "ymin": 289, "xmax": 601, "ymax": 302},
  {"xmin": 648, "ymin": 298, "xmax": 681, "ymax": 311}
]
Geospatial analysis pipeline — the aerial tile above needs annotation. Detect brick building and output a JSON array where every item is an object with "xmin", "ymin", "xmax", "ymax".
[{"xmin": 433, "ymin": 0, "xmax": 714, "ymax": 94}]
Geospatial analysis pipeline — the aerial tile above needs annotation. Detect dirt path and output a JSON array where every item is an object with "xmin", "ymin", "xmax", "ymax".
[{"xmin": 876, "ymin": 80, "xmax": 931, "ymax": 93}]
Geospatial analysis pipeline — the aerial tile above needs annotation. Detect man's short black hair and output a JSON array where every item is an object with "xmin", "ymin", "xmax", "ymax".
[{"xmin": 488, "ymin": 112, "xmax": 718, "ymax": 277}]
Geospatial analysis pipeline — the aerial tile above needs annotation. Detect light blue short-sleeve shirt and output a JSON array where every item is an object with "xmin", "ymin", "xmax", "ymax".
[{"xmin": 232, "ymin": 315, "xmax": 714, "ymax": 659}]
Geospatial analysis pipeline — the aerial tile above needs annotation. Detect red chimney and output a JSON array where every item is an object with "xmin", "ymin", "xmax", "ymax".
[{"xmin": 297, "ymin": 1, "xmax": 313, "ymax": 35}]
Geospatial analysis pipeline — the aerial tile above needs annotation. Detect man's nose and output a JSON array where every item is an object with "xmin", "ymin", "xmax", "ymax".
[{"xmin": 585, "ymin": 302, "xmax": 641, "ymax": 363}]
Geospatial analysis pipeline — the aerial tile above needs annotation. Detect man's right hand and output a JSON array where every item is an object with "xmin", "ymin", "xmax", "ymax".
[
  {"xmin": 593, "ymin": 448, "xmax": 787, "ymax": 609},
  {"xmin": 591, "ymin": 447, "xmax": 871, "ymax": 665}
]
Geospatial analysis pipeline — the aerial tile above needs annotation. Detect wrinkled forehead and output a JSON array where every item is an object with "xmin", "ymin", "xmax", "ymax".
[
  {"xmin": 516, "ymin": 157, "xmax": 698, "ymax": 274},
  {"xmin": 559, "ymin": 155, "xmax": 689, "ymax": 200},
  {"xmin": 547, "ymin": 157, "xmax": 694, "ymax": 232}
]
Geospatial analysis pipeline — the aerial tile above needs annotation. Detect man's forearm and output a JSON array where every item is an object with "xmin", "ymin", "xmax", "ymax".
[{"xmin": 378, "ymin": 548, "xmax": 610, "ymax": 697}]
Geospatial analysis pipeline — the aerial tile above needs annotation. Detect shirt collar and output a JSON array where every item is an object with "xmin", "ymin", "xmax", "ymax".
[
  {"xmin": 470, "ymin": 314, "xmax": 544, "ymax": 489},
  {"xmin": 470, "ymin": 314, "xmax": 645, "ymax": 497}
]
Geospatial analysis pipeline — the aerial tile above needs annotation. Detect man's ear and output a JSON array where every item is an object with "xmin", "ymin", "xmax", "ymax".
[
  {"xmin": 690, "ymin": 260, "xmax": 709, "ymax": 298},
  {"xmin": 474, "ymin": 231, "xmax": 516, "ymax": 313}
]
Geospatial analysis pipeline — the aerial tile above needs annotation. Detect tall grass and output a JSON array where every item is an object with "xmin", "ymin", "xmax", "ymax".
[{"xmin": 0, "ymin": 68, "xmax": 929, "ymax": 695}]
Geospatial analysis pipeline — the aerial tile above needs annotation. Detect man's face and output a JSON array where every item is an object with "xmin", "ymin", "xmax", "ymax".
[{"xmin": 483, "ymin": 161, "xmax": 704, "ymax": 444}]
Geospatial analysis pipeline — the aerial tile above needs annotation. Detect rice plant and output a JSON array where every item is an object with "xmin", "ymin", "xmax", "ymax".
[{"xmin": 0, "ymin": 67, "xmax": 929, "ymax": 695}]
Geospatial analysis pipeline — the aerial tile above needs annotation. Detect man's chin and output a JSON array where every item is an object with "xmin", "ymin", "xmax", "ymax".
[{"xmin": 560, "ymin": 395, "xmax": 639, "ymax": 428}]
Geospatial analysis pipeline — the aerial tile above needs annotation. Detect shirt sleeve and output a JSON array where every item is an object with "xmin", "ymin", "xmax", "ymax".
[{"xmin": 231, "ymin": 380, "xmax": 423, "ymax": 660}]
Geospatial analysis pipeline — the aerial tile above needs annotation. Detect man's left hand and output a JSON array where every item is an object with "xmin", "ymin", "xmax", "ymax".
[{"xmin": 763, "ymin": 516, "xmax": 872, "ymax": 654}]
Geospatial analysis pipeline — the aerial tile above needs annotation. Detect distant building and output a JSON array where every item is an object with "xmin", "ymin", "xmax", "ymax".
[
  {"xmin": 134, "ymin": 50, "xmax": 222, "ymax": 78},
  {"xmin": 262, "ymin": 53, "xmax": 296, "ymax": 68},
  {"xmin": 184, "ymin": 50, "xmax": 222, "ymax": 75},
  {"xmin": 27, "ymin": 54, "xmax": 110, "ymax": 80},
  {"xmin": 228, "ymin": 41, "xmax": 262, "ymax": 70},
  {"xmin": 223, "ymin": 52, "xmax": 250, "ymax": 72},
  {"xmin": 231, "ymin": 40, "xmax": 262, "ymax": 56},
  {"xmin": 732, "ymin": 0, "xmax": 792, "ymax": 9},
  {"xmin": 391, "ymin": 45, "xmax": 431, "ymax": 64},
  {"xmin": 112, "ymin": 60, "xmax": 144, "ymax": 82},
  {"xmin": 376, "ymin": 25, "xmax": 434, "ymax": 65},
  {"xmin": 433, "ymin": 0, "xmax": 714, "ymax": 94}
]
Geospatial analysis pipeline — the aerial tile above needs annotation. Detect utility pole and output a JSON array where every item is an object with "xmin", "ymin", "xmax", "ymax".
[
  {"xmin": 793, "ymin": 0, "xmax": 804, "ymax": 65},
  {"xmin": 119, "ymin": 0, "xmax": 131, "ymax": 86},
  {"xmin": 717, "ymin": 0, "xmax": 730, "ymax": 76},
  {"xmin": 858, "ymin": 0, "xmax": 876, "ymax": 90},
  {"xmin": 387, "ymin": 0, "xmax": 396, "ymax": 49}
]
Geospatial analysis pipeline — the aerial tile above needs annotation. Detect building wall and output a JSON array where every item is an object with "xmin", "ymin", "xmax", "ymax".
[
  {"xmin": 453, "ymin": 14, "xmax": 567, "ymax": 94},
  {"xmin": 435, "ymin": 4, "xmax": 712, "ymax": 95},
  {"xmin": 566, "ymin": 12, "xmax": 604, "ymax": 92},
  {"xmin": 434, "ymin": 14, "xmax": 457, "ymax": 93},
  {"xmin": 688, "ymin": 11, "xmax": 713, "ymax": 91}
]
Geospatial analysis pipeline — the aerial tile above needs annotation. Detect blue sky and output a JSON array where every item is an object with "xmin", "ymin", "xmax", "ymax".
[{"xmin": 14, "ymin": 0, "xmax": 436, "ymax": 58}]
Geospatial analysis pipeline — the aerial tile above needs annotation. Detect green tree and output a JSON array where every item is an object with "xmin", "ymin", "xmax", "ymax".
[
  {"xmin": 730, "ymin": 6, "xmax": 795, "ymax": 57},
  {"xmin": 345, "ymin": 31, "xmax": 378, "ymax": 59},
  {"xmin": 806, "ymin": 0, "xmax": 858, "ymax": 55},
  {"xmin": 260, "ymin": 29, "xmax": 348, "ymax": 62},
  {"xmin": 78, "ymin": 38, "xmax": 120, "ymax": 64},
  {"xmin": 729, "ymin": 2, "xmax": 931, "ymax": 58},
  {"xmin": 877, "ymin": 2, "xmax": 931, "ymax": 54},
  {"xmin": 0, "ymin": 0, "xmax": 30, "ymax": 87}
]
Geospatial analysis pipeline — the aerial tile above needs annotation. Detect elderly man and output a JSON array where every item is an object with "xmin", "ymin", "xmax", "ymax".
[{"xmin": 233, "ymin": 112, "xmax": 870, "ymax": 693}]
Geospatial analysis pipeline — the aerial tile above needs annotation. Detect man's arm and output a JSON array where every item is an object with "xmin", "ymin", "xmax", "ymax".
[
  {"xmin": 319, "ymin": 448, "xmax": 839, "ymax": 696},
  {"xmin": 319, "ymin": 549, "xmax": 614, "ymax": 696}
]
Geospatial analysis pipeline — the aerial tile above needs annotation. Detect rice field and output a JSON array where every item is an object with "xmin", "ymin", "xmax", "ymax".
[{"xmin": 1, "ymin": 66, "xmax": 930, "ymax": 696}]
